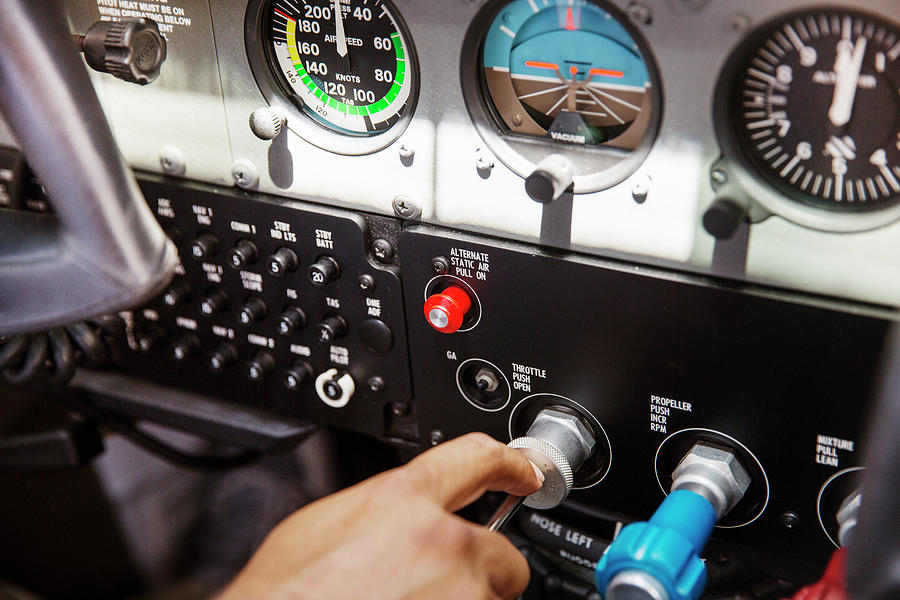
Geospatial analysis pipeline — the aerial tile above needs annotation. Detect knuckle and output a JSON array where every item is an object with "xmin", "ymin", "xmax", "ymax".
[{"xmin": 424, "ymin": 517, "xmax": 475, "ymax": 557}]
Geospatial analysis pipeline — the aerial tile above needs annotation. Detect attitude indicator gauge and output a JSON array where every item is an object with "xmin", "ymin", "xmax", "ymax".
[
  {"xmin": 482, "ymin": 0, "xmax": 656, "ymax": 150},
  {"xmin": 249, "ymin": 0, "xmax": 418, "ymax": 153},
  {"xmin": 716, "ymin": 9, "xmax": 900, "ymax": 230},
  {"xmin": 461, "ymin": 0, "xmax": 661, "ymax": 193}
]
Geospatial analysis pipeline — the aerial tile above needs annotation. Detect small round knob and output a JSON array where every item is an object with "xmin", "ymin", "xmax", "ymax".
[
  {"xmin": 424, "ymin": 286, "xmax": 472, "ymax": 333},
  {"xmin": 162, "ymin": 281, "xmax": 190, "ymax": 307},
  {"xmin": 229, "ymin": 239, "xmax": 259, "ymax": 269},
  {"xmin": 283, "ymin": 361, "xmax": 313, "ymax": 391},
  {"xmin": 239, "ymin": 297, "xmax": 268, "ymax": 326},
  {"xmin": 190, "ymin": 232, "xmax": 219, "ymax": 260},
  {"xmin": 78, "ymin": 17, "xmax": 167, "ymax": 85},
  {"xmin": 316, "ymin": 315, "xmax": 347, "ymax": 344},
  {"xmin": 136, "ymin": 326, "xmax": 164, "ymax": 352},
  {"xmin": 199, "ymin": 290, "xmax": 229, "ymax": 316},
  {"xmin": 309, "ymin": 256, "xmax": 341, "ymax": 287},
  {"xmin": 208, "ymin": 343, "xmax": 238, "ymax": 372},
  {"xmin": 249, "ymin": 106, "xmax": 288, "ymax": 140},
  {"xmin": 266, "ymin": 247, "xmax": 299, "ymax": 277},
  {"xmin": 246, "ymin": 351, "xmax": 276, "ymax": 381},
  {"xmin": 278, "ymin": 306, "xmax": 307, "ymax": 336},
  {"xmin": 525, "ymin": 154, "xmax": 574, "ymax": 203},
  {"xmin": 171, "ymin": 334, "xmax": 200, "ymax": 361},
  {"xmin": 702, "ymin": 198, "xmax": 746, "ymax": 240},
  {"xmin": 315, "ymin": 368, "xmax": 356, "ymax": 408}
]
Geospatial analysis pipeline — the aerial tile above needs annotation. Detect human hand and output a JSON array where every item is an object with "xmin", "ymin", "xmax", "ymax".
[{"xmin": 218, "ymin": 432, "xmax": 544, "ymax": 600}]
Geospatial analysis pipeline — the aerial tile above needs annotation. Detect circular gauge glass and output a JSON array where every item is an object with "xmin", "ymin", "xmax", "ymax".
[
  {"xmin": 263, "ymin": 0, "xmax": 416, "ymax": 140},
  {"xmin": 719, "ymin": 9, "xmax": 900, "ymax": 212},
  {"xmin": 481, "ymin": 0, "xmax": 657, "ymax": 150}
]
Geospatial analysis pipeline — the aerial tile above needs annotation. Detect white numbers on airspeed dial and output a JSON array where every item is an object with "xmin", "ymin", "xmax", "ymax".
[{"xmin": 267, "ymin": 0, "xmax": 414, "ymax": 136}]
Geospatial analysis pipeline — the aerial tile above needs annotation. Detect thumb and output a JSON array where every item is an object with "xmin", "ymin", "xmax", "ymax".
[{"xmin": 403, "ymin": 432, "xmax": 544, "ymax": 512}]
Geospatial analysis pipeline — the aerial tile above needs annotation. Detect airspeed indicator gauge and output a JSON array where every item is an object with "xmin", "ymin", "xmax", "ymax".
[
  {"xmin": 716, "ymin": 9, "xmax": 900, "ymax": 231},
  {"xmin": 247, "ymin": 0, "xmax": 418, "ymax": 154}
]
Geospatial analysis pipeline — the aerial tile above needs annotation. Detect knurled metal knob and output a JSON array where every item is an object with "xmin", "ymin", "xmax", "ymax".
[
  {"xmin": 249, "ymin": 107, "xmax": 288, "ymax": 140},
  {"xmin": 508, "ymin": 435, "xmax": 574, "ymax": 509}
]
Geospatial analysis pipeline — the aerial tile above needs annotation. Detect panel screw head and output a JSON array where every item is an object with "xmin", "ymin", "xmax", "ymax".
[
  {"xmin": 431, "ymin": 256, "xmax": 449, "ymax": 274},
  {"xmin": 780, "ymin": 511, "xmax": 800, "ymax": 531},
  {"xmin": 632, "ymin": 174, "xmax": 652, "ymax": 204},
  {"xmin": 628, "ymin": 2, "xmax": 652, "ymax": 25},
  {"xmin": 429, "ymin": 430, "xmax": 445, "ymax": 446},
  {"xmin": 372, "ymin": 238, "xmax": 394, "ymax": 263},
  {"xmin": 711, "ymin": 168, "xmax": 728, "ymax": 185},
  {"xmin": 392, "ymin": 195, "xmax": 421, "ymax": 219},
  {"xmin": 159, "ymin": 145, "xmax": 185, "ymax": 176},
  {"xmin": 398, "ymin": 144, "xmax": 415, "ymax": 159},
  {"xmin": 369, "ymin": 377, "xmax": 387, "ymax": 394},
  {"xmin": 358, "ymin": 274, "xmax": 376, "ymax": 292},
  {"xmin": 231, "ymin": 158, "xmax": 260, "ymax": 189}
]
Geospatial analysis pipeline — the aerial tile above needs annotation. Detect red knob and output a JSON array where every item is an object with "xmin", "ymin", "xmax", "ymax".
[{"xmin": 424, "ymin": 286, "xmax": 472, "ymax": 333}]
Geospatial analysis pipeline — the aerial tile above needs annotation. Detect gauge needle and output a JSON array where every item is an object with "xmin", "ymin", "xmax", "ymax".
[
  {"xmin": 828, "ymin": 35, "xmax": 867, "ymax": 127},
  {"xmin": 334, "ymin": 0, "xmax": 348, "ymax": 58}
]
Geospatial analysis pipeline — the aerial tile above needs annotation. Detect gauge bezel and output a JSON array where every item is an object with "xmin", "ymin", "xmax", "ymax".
[
  {"xmin": 460, "ymin": 0, "xmax": 663, "ymax": 194},
  {"xmin": 245, "ymin": 0, "xmax": 420, "ymax": 156},
  {"xmin": 713, "ymin": 7, "xmax": 900, "ymax": 232}
]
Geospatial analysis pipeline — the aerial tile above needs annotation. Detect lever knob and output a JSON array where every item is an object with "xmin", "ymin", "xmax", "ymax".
[
  {"xmin": 77, "ymin": 18, "xmax": 167, "ymax": 85},
  {"xmin": 508, "ymin": 407, "xmax": 596, "ymax": 509},
  {"xmin": 249, "ymin": 106, "xmax": 288, "ymax": 140},
  {"xmin": 525, "ymin": 154, "xmax": 574, "ymax": 203}
]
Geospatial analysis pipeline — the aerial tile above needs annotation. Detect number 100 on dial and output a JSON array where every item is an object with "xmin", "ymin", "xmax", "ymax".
[{"xmin": 267, "ymin": 0, "xmax": 416, "ymax": 136}]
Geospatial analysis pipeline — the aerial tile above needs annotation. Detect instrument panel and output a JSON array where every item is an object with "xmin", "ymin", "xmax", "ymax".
[{"xmin": 51, "ymin": 0, "xmax": 900, "ymax": 309}]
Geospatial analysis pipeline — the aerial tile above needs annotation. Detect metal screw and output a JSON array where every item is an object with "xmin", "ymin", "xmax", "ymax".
[
  {"xmin": 429, "ymin": 430, "xmax": 445, "ymax": 446},
  {"xmin": 390, "ymin": 403, "xmax": 412, "ymax": 418},
  {"xmin": 632, "ymin": 174, "xmax": 652, "ymax": 204},
  {"xmin": 711, "ymin": 168, "xmax": 728, "ymax": 185},
  {"xmin": 159, "ymin": 145, "xmax": 185, "ymax": 176},
  {"xmin": 627, "ymin": 1, "xmax": 652, "ymax": 25},
  {"xmin": 728, "ymin": 12, "xmax": 751, "ymax": 33},
  {"xmin": 358, "ymin": 274, "xmax": 376, "ymax": 292},
  {"xmin": 392, "ymin": 195, "xmax": 421, "ymax": 219},
  {"xmin": 369, "ymin": 376, "xmax": 387, "ymax": 394},
  {"xmin": 398, "ymin": 144, "xmax": 415, "ymax": 160},
  {"xmin": 780, "ymin": 511, "xmax": 800, "ymax": 531},
  {"xmin": 475, "ymin": 148, "xmax": 494, "ymax": 172},
  {"xmin": 512, "ymin": 114, "xmax": 523, "ymax": 127},
  {"xmin": 231, "ymin": 158, "xmax": 260, "ymax": 189},
  {"xmin": 372, "ymin": 238, "xmax": 394, "ymax": 263},
  {"xmin": 431, "ymin": 256, "xmax": 449, "ymax": 274}
]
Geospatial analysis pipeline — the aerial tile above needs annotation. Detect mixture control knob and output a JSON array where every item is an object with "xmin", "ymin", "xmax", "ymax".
[
  {"xmin": 171, "ymin": 334, "xmax": 200, "ymax": 361},
  {"xmin": 239, "ymin": 297, "xmax": 268, "ymax": 326},
  {"xmin": 246, "ymin": 351, "xmax": 276, "ymax": 381},
  {"xmin": 283, "ymin": 360, "xmax": 313, "ymax": 391},
  {"xmin": 208, "ymin": 343, "xmax": 238, "ymax": 372},
  {"xmin": 525, "ymin": 154, "xmax": 574, "ymax": 203},
  {"xmin": 308, "ymin": 256, "xmax": 341, "ymax": 287},
  {"xmin": 200, "ymin": 290, "xmax": 229, "ymax": 316},
  {"xmin": 278, "ymin": 306, "xmax": 307, "ymax": 335},
  {"xmin": 76, "ymin": 17, "xmax": 167, "ymax": 85},
  {"xmin": 266, "ymin": 247, "xmax": 299, "ymax": 277},
  {"xmin": 509, "ymin": 407, "xmax": 596, "ymax": 509},
  {"xmin": 424, "ymin": 286, "xmax": 472, "ymax": 334},
  {"xmin": 249, "ymin": 106, "xmax": 288, "ymax": 140},
  {"xmin": 162, "ymin": 281, "xmax": 190, "ymax": 307},
  {"xmin": 229, "ymin": 239, "xmax": 259, "ymax": 269},
  {"xmin": 316, "ymin": 315, "xmax": 347, "ymax": 344},
  {"xmin": 190, "ymin": 232, "xmax": 219, "ymax": 260}
]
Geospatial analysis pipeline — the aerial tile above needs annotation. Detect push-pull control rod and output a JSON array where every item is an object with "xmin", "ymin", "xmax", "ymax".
[{"xmin": 487, "ymin": 407, "xmax": 596, "ymax": 531}]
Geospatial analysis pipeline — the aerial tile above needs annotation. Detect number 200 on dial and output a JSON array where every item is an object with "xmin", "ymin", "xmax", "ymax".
[{"xmin": 267, "ymin": 0, "xmax": 415, "ymax": 136}]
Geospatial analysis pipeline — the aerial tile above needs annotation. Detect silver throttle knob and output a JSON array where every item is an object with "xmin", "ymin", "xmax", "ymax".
[{"xmin": 509, "ymin": 407, "xmax": 596, "ymax": 509}]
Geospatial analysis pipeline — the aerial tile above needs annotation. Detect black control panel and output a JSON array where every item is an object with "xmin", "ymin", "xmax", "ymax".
[
  {"xmin": 116, "ymin": 177, "xmax": 415, "ymax": 440},
  {"xmin": 399, "ymin": 226, "xmax": 887, "ymax": 583}
]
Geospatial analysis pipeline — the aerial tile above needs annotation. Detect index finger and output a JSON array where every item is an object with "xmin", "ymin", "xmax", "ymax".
[{"xmin": 403, "ymin": 432, "xmax": 543, "ymax": 512}]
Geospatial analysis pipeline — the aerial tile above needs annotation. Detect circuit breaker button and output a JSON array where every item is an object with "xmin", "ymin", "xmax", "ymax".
[{"xmin": 359, "ymin": 318, "xmax": 394, "ymax": 353}]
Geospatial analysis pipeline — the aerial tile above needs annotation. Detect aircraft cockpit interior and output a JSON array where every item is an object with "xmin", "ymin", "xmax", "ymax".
[{"xmin": 0, "ymin": 0, "xmax": 898, "ymax": 598}]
